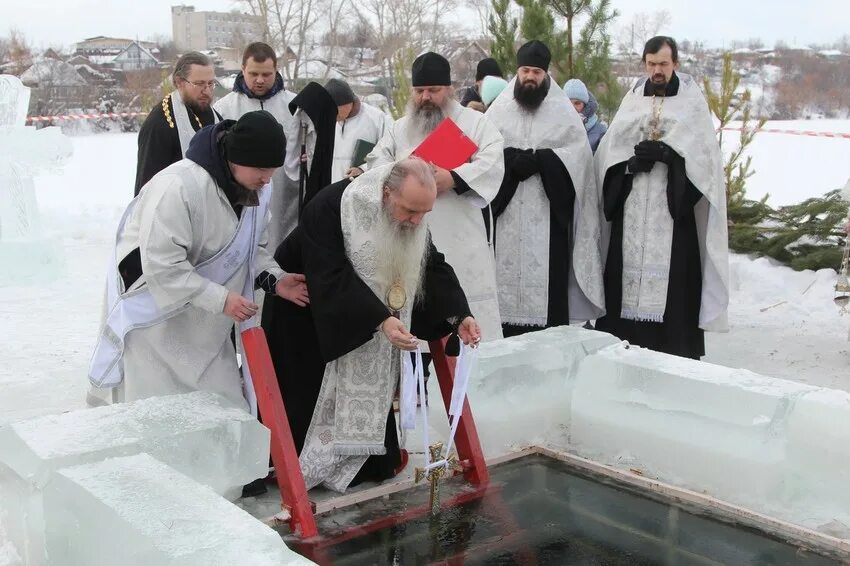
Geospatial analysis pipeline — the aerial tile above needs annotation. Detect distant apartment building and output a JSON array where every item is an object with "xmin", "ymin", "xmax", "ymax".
[{"xmin": 171, "ymin": 5, "xmax": 264, "ymax": 51}]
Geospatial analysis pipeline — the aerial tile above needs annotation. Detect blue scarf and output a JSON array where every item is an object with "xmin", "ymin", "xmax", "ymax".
[
  {"xmin": 232, "ymin": 72, "xmax": 285, "ymax": 101},
  {"xmin": 582, "ymin": 92, "xmax": 600, "ymax": 132}
]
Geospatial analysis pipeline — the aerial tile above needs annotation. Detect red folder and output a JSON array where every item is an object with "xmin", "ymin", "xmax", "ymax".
[{"xmin": 412, "ymin": 118, "xmax": 478, "ymax": 170}]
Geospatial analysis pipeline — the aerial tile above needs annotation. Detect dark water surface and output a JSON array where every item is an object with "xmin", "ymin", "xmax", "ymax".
[{"xmin": 282, "ymin": 455, "xmax": 840, "ymax": 565}]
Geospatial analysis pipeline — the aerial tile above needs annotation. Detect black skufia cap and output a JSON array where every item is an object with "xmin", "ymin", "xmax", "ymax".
[
  {"xmin": 517, "ymin": 40, "xmax": 551, "ymax": 71},
  {"xmin": 411, "ymin": 52, "xmax": 451, "ymax": 87},
  {"xmin": 475, "ymin": 57, "xmax": 503, "ymax": 81},
  {"xmin": 223, "ymin": 110, "xmax": 285, "ymax": 168}
]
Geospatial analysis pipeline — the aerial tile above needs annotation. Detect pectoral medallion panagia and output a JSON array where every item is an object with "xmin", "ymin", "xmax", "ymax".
[{"xmin": 386, "ymin": 281, "xmax": 407, "ymax": 313}]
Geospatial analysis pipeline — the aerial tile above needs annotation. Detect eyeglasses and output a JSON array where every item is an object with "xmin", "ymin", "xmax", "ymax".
[{"xmin": 186, "ymin": 80, "xmax": 217, "ymax": 91}]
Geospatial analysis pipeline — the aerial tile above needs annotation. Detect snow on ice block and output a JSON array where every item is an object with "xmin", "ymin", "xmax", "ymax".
[
  {"xmin": 43, "ymin": 453, "xmax": 314, "ymax": 566},
  {"xmin": 0, "ymin": 239, "xmax": 64, "ymax": 287},
  {"xmin": 0, "ymin": 392, "xmax": 270, "ymax": 564},
  {"xmin": 468, "ymin": 326, "xmax": 618, "ymax": 457},
  {"xmin": 785, "ymin": 389, "xmax": 850, "ymax": 523},
  {"xmin": 568, "ymin": 344, "xmax": 819, "ymax": 509},
  {"xmin": 0, "ymin": 391, "xmax": 269, "ymax": 497}
]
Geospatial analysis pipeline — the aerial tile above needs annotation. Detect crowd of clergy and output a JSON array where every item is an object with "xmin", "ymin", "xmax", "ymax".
[{"xmin": 87, "ymin": 35, "xmax": 729, "ymax": 496}]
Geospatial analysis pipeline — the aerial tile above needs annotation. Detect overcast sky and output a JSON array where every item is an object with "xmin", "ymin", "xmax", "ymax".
[{"xmin": 8, "ymin": 0, "xmax": 850, "ymax": 50}]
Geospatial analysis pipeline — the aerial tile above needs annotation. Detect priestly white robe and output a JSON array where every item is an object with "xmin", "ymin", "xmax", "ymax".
[
  {"xmin": 332, "ymin": 101, "xmax": 393, "ymax": 183},
  {"xmin": 595, "ymin": 73, "xmax": 729, "ymax": 330},
  {"xmin": 87, "ymin": 160, "xmax": 283, "ymax": 412},
  {"xmin": 365, "ymin": 100, "xmax": 505, "ymax": 341},
  {"xmin": 215, "ymin": 86, "xmax": 316, "ymax": 251},
  {"xmin": 485, "ymin": 79, "xmax": 605, "ymax": 326}
]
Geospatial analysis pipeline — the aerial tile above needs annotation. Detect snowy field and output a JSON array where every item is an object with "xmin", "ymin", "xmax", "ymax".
[
  {"xmin": 0, "ymin": 123, "xmax": 849, "ymax": 431},
  {"xmin": 721, "ymin": 119, "xmax": 850, "ymax": 205}
]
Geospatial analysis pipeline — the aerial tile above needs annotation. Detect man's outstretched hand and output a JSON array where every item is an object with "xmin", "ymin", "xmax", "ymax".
[
  {"xmin": 382, "ymin": 316, "xmax": 418, "ymax": 351},
  {"xmin": 457, "ymin": 316, "xmax": 482, "ymax": 347},
  {"xmin": 276, "ymin": 273, "xmax": 309, "ymax": 307}
]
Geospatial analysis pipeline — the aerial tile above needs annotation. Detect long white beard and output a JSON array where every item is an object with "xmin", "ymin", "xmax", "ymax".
[{"xmin": 375, "ymin": 209, "xmax": 430, "ymax": 305}]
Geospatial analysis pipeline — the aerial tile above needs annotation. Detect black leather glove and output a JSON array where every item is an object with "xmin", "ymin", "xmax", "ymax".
[
  {"xmin": 634, "ymin": 140, "xmax": 674, "ymax": 164},
  {"xmin": 627, "ymin": 155, "xmax": 654, "ymax": 174},
  {"xmin": 511, "ymin": 149, "xmax": 538, "ymax": 182}
]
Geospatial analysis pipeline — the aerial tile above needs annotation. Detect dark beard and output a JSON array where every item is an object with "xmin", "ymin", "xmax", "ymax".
[
  {"xmin": 650, "ymin": 75, "xmax": 668, "ymax": 96},
  {"xmin": 514, "ymin": 76, "xmax": 549, "ymax": 111},
  {"xmin": 185, "ymin": 98, "xmax": 210, "ymax": 117}
]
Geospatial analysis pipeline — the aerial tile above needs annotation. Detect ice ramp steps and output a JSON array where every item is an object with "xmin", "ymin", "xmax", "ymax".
[
  {"xmin": 43, "ymin": 453, "xmax": 314, "ymax": 566},
  {"xmin": 0, "ymin": 391, "xmax": 269, "ymax": 498},
  {"xmin": 0, "ymin": 392, "xmax": 276, "ymax": 565}
]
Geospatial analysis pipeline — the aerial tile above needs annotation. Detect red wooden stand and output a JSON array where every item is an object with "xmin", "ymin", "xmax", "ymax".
[{"xmin": 240, "ymin": 328, "xmax": 490, "ymax": 540}]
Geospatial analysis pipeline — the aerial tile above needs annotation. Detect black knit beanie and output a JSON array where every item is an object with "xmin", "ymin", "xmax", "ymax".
[
  {"xmin": 223, "ymin": 110, "xmax": 286, "ymax": 168},
  {"xmin": 324, "ymin": 78, "xmax": 356, "ymax": 106}
]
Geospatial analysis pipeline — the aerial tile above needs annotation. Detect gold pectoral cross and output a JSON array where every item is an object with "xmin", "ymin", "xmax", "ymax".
[
  {"xmin": 415, "ymin": 442, "xmax": 463, "ymax": 516},
  {"xmin": 641, "ymin": 94, "xmax": 666, "ymax": 141}
]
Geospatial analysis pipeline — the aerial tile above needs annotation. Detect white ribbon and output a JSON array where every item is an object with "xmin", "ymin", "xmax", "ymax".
[{"xmin": 400, "ymin": 343, "xmax": 477, "ymax": 473}]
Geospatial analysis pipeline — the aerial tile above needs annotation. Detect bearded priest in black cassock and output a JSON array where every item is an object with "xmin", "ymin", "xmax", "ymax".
[
  {"xmin": 594, "ymin": 36, "xmax": 729, "ymax": 359},
  {"xmin": 262, "ymin": 158, "xmax": 481, "ymax": 492}
]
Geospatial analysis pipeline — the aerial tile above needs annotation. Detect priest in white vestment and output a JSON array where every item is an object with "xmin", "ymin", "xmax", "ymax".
[
  {"xmin": 594, "ymin": 36, "xmax": 729, "ymax": 359},
  {"xmin": 353, "ymin": 52, "xmax": 505, "ymax": 346},
  {"xmin": 87, "ymin": 111, "xmax": 309, "ymax": 412},
  {"xmin": 324, "ymin": 78, "xmax": 393, "ymax": 183},
  {"xmin": 485, "ymin": 40, "xmax": 605, "ymax": 337}
]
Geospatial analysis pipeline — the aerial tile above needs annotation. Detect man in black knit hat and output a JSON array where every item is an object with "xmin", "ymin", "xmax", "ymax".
[
  {"xmin": 324, "ymin": 78, "xmax": 394, "ymax": 182},
  {"xmin": 460, "ymin": 57, "xmax": 504, "ymax": 107},
  {"xmin": 88, "ymin": 110, "xmax": 309, "ymax": 415}
]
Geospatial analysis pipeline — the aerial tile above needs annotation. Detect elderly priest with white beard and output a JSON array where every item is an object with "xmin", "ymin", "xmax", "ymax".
[{"xmin": 265, "ymin": 158, "xmax": 482, "ymax": 492}]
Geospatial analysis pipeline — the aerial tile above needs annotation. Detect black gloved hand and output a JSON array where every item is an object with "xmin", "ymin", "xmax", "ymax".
[
  {"xmin": 511, "ymin": 149, "xmax": 538, "ymax": 182},
  {"xmin": 627, "ymin": 155, "xmax": 654, "ymax": 174},
  {"xmin": 634, "ymin": 140, "xmax": 674, "ymax": 164}
]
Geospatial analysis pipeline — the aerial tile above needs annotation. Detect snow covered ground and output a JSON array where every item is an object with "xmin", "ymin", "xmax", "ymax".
[{"xmin": 721, "ymin": 119, "xmax": 850, "ymax": 206}]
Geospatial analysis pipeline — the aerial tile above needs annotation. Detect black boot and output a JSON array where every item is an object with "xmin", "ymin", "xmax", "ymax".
[{"xmin": 241, "ymin": 478, "xmax": 268, "ymax": 498}]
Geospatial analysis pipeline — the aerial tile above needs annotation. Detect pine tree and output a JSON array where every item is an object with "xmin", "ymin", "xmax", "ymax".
[
  {"xmin": 516, "ymin": 0, "xmax": 567, "ymax": 79},
  {"xmin": 390, "ymin": 48, "xmax": 414, "ymax": 120},
  {"xmin": 703, "ymin": 52, "xmax": 767, "ymax": 219},
  {"xmin": 544, "ymin": 0, "xmax": 592, "ymax": 77},
  {"xmin": 704, "ymin": 52, "xmax": 846, "ymax": 272},
  {"xmin": 763, "ymin": 191, "xmax": 847, "ymax": 271},
  {"xmin": 570, "ymin": 0, "xmax": 621, "ymax": 118},
  {"xmin": 488, "ymin": 0, "xmax": 518, "ymax": 73}
]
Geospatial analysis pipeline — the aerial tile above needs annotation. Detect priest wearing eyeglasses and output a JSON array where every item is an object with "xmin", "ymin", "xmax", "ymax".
[{"xmin": 134, "ymin": 51, "xmax": 222, "ymax": 196}]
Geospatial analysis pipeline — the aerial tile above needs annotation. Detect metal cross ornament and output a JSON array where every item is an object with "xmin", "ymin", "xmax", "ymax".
[{"xmin": 415, "ymin": 442, "xmax": 463, "ymax": 516}]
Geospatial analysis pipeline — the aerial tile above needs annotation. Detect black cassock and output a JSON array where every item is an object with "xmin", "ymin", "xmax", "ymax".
[
  {"xmin": 490, "ymin": 148, "xmax": 576, "ymax": 338},
  {"xmin": 262, "ymin": 180, "xmax": 472, "ymax": 484},
  {"xmin": 133, "ymin": 97, "xmax": 220, "ymax": 196},
  {"xmin": 594, "ymin": 74, "xmax": 705, "ymax": 360}
]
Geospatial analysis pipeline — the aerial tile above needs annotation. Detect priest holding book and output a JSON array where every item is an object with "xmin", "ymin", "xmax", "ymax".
[
  {"xmin": 485, "ymin": 40, "xmax": 605, "ymax": 336},
  {"xmin": 351, "ymin": 52, "xmax": 505, "ymax": 347}
]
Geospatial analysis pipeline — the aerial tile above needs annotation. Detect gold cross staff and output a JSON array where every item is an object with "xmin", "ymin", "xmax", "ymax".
[{"xmin": 415, "ymin": 442, "xmax": 463, "ymax": 516}]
